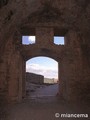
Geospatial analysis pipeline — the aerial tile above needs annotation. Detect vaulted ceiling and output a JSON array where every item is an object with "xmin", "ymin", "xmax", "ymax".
[{"xmin": 0, "ymin": 0, "xmax": 90, "ymax": 47}]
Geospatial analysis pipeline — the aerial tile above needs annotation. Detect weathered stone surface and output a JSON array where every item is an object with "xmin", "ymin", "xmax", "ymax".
[
  {"xmin": 26, "ymin": 72, "xmax": 44, "ymax": 84},
  {"xmin": 0, "ymin": 0, "xmax": 90, "ymax": 103}
]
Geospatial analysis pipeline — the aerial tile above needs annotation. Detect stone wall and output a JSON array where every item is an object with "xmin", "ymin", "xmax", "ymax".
[
  {"xmin": 44, "ymin": 78, "xmax": 57, "ymax": 84},
  {"xmin": 0, "ymin": 0, "xmax": 90, "ymax": 103},
  {"xmin": 26, "ymin": 72, "xmax": 44, "ymax": 84},
  {"xmin": 0, "ymin": 35, "xmax": 23, "ymax": 102}
]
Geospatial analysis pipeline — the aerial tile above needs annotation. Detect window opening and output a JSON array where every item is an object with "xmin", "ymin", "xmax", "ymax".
[
  {"xmin": 54, "ymin": 36, "xmax": 64, "ymax": 45},
  {"xmin": 22, "ymin": 36, "xmax": 36, "ymax": 45}
]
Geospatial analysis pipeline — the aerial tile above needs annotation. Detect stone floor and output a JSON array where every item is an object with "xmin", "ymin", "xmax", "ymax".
[
  {"xmin": 29, "ymin": 84, "xmax": 58, "ymax": 98},
  {"xmin": 7, "ymin": 98, "xmax": 90, "ymax": 120},
  {"xmin": 6, "ymin": 84, "xmax": 90, "ymax": 120}
]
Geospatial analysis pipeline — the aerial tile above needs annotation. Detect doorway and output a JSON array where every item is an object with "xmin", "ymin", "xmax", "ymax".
[{"xmin": 25, "ymin": 56, "xmax": 59, "ymax": 102}]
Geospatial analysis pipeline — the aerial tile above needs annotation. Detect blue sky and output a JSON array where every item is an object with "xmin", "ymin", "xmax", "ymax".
[
  {"xmin": 23, "ymin": 36, "xmax": 64, "ymax": 78},
  {"xmin": 26, "ymin": 57, "xmax": 58, "ymax": 79},
  {"xmin": 54, "ymin": 36, "xmax": 64, "ymax": 45},
  {"xmin": 22, "ymin": 36, "xmax": 36, "ymax": 44},
  {"xmin": 22, "ymin": 36, "xmax": 64, "ymax": 45}
]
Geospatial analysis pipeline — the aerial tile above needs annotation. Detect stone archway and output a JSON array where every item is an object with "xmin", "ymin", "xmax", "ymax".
[
  {"xmin": 0, "ymin": 0, "xmax": 90, "ymax": 104},
  {"xmin": 4, "ymin": 27, "xmax": 82, "ymax": 103},
  {"xmin": 22, "ymin": 46, "xmax": 63, "ymax": 101},
  {"xmin": 25, "ymin": 56, "xmax": 59, "ymax": 99}
]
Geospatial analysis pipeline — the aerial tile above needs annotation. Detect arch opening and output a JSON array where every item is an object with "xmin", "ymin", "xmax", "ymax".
[{"xmin": 25, "ymin": 56, "xmax": 59, "ymax": 101}]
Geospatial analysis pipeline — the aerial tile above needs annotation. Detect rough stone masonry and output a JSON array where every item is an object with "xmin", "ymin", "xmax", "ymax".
[{"xmin": 0, "ymin": 0, "xmax": 90, "ymax": 103}]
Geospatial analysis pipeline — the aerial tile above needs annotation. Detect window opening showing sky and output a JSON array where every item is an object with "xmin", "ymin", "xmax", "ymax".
[
  {"xmin": 54, "ymin": 36, "xmax": 64, "ymax": 45},
  {"xmin": 26, "ymin": 57, "xmax": 58, "ymax": 79},
  {"xmin": 22, "ymin": 36, "xmax": 36, "ymax": 45}
]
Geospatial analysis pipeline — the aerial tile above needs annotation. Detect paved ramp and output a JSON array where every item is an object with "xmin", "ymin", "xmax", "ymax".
[{"xmin": 29, "ymin": 84, "xmax": 58, "ymax": 102}]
